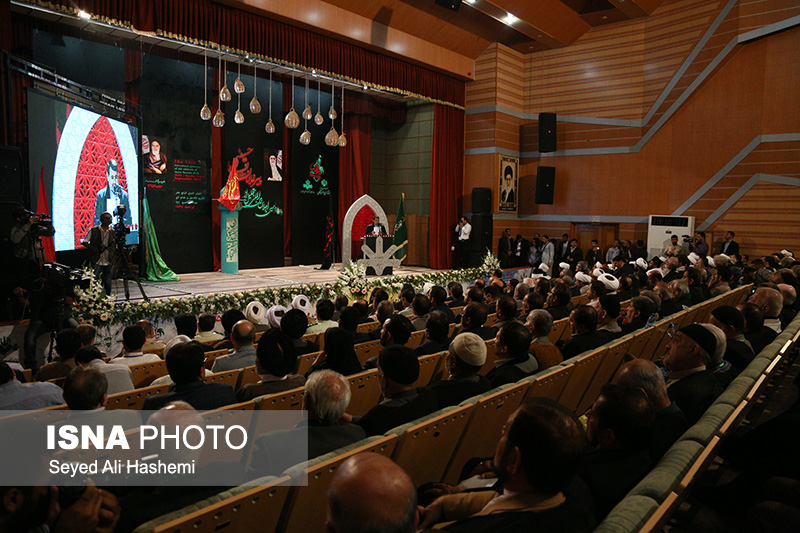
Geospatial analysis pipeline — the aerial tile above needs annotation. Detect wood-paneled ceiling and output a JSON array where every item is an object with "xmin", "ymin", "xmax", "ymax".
[{"xmin": 224, "ymin": 0, "xmax": 664, "ymax": 79}]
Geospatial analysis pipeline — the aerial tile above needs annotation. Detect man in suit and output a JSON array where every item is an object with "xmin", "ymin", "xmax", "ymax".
[
  {"xmin": 143, "ymin": 341, "xmax": 237, "ymax": 410},
  {"xmin": 554, "ymin": 234, "xmax": 571, "ymax": 270},
  {"xmin": 236, "ymin": 329, "xmax": 306, "ymax": 402},
  {"xmin": 248, "ymin": 370, "xmax": 365, "ymax": 477},
  {"xmin": 488, "ymin": 321, "xmax": 538, "ymax": 388},
  {"xmin": 62, "ymin": 366, "xmax": 141, "ymax": 429},
  {"xmin": 418, "ymin": 398, "xmax": 593, "ymax": 532},
  {"xmin": 349, "ymin": 345, "xmax": 438, "ymax": 436},
  {"xmin": 93, "ymin": 159, "xmax": 131, "ymax": 226},
  {"xmin": 429, "ymin": 285, "xmax": 456, "ymax": 324},
  {"xmin": 429, "ymin": 332, "xmax": 491, "ymax": 408},
  {"xmin": 662, "ymin": 324, "xmax": 723, "ymax": 424},
  {"xmin": 211, "ymin": 320, "xmax": 257, "ymax": 372},
  {"xmin": 498, "ymin": 228, "xmax": 513, "ymax": 268},
  {"xmin": 365, "ymin": 215, "xmax": 387, "ymax": 236},
  {"xmin": 560, "ymin": 305, "xmax": 607, "ymax": 360},
  {"xmin": 81, "ymin": 211, "xmax": 117, "ymax": 296},
  {"xmin": 565, "ymin": 238, "xmax": 583, "ymax": 271},
  {"xmin": 720, "ymin": 231, "xmax": 739, "ymax": 256}
]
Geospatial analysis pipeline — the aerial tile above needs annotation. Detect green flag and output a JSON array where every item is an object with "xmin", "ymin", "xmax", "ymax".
[
  {"xmin": 141, "ymin": 195, "xmax": 180, "ymax": 282},
  {"xmin": 393, "ymin": 193, "xmax": 407, "ymax": 262}
]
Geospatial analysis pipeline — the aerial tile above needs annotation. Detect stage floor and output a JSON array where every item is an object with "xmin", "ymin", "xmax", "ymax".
[{"xmin": 110, "ymin": 264, "xmax": 440, "ymax": 302}]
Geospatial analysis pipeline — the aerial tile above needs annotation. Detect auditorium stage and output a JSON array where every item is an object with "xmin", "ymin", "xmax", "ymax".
[{"xmin": 110, "ymin": 264, "xmax": 440, "ymax": 302}]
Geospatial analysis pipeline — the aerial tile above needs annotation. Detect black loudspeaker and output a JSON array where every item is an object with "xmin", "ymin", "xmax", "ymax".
[
  {"xmin": 0, "ymin": 147, "xmax": 24, "ymax": 201},
  {"xmin": 535, "ymin": 166, "xmax": 555, "ymax": 205},
  {"xmin": 472, "ymin": 187, "xmax": 492, "ymax": 214},
  {"xmin": 435, "ymin": 0, "xmax": 462, "ymax": 11},
  {"xmin": 539, "ymin": 112, "xmax": 557, "ymax": 153},
  {"xmin": 468, "ymin": 213, "xmax": 493, "ymax": 266}
]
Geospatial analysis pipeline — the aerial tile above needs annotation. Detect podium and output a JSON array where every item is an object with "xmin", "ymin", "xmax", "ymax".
[
  {"xmin": 218, "ymin": 203, "xmax": 243, "ymax": 274},
  {"xmin": 360, "ymin": 235, "xmax": 400, "ymax": 276}
]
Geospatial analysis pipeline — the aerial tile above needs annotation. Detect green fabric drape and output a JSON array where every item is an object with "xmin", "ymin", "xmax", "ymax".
[{"xmin": 141, "ymin": 195, "xmax": 180, "ymax": 282}]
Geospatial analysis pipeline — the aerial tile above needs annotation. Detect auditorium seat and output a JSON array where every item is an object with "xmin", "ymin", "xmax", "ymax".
[
  {"xmin": 356, "ymin": 321, "xmax": 379, "ymax": 333},
  {"xmin": 353, "ymin": 339, "xmax": 383, "ymax": 365},
  {"xmin": 237, "ymin": 365, "xmax": 259, "ymax": 390},
  {"xmin": 478, "ymin": 339, "xmax": 498, "ymax": 376},
  {"xmin": 257, "ymin": 386, "xmax": 305, "ymax": 411},
  {"xmin": 295, "ymin": 351, "xmax": 321, "ymax": 376},
  {"xmin": 106, "ymin": 384, "xmax": 170, "ymax": 410},
  {"xmin": 407, "ymin": 330, "xmax": 425, "ymax": 348},
  {"xmin": 417, "ymin": 351, "xmax": 444, "ymax": 386},
  {"xmin": 558, "ymin": 347, "xmax": 608, "ymax": 412},
  {"xmin": 129, "ymin": 360, "xmax": 168, "ymax": 388},
  {"xmin": 345, "ymin": 369, "xmax": 382, "ymax": 417},
  {"xmin": 202, "ymin": 368, "xmax": 240, "ymax": 388},
  {"xmin": 549, "ymin": 317, "xmax": 569, "ymax": 344},
  {"xmin": 522, "ymin": 363, "xmax": 574, "ymax": 403}
]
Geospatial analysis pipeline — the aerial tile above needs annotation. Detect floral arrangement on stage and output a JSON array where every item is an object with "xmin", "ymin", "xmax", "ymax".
[{"xmin": 72, "ymin": 260, "xmax": 495, "ymax": 327}]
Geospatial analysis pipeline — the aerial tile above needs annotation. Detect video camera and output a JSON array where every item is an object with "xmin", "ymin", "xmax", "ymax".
[
  {"xmin": 682, "ymin": 235, "xmax": 694, "ymax": 244},
  {"xmin": 17, "ymin": 208, "xmax": 54, "ymax": 237},
  {"xmin": 113, "ymin": 205, "xmax": 131, "ymax": 244}
]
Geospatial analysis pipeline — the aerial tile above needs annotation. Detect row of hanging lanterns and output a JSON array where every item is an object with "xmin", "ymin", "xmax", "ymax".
[{"xmin": 200, "ymin": 52, "xmax": 347, "ymax": 147}]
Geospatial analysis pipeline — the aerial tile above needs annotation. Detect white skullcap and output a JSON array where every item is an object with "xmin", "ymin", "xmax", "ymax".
[
  {"xmin": 539, "ymin": 263, "xmax": 550, "ymax": 273},
  {"xmin": 559, "ymin": 262, "xmax": 570, "ymax": 270},
  {"xmin": 646, "ymin": 268, "xmax": 661, "ymax": 276},
  {"xmin": 246, "ymin": 300, "xmax": 269, "ymax": 325},
  {"xmin": 635, "ymin": 258, "xmax": 648, "ymax": 270},
  {"xmin": 687, "ymin": 252, "xmax": 700, "ymax": 265},
  {"xmin": 781, "ymin": 249, "xmax": 794, "ymax": 257},
  {"xmin": 575, "ymin": 272, "xmax": 592, "ymax": 284},
  {"xmin": 291, "ymin": 294, "xmax": 313, "ymax": 317},
  {"xmin": 593, "ymin": 267, "xmax": 605, "ymax": 278},
  {"xmin": 423, "ymin": 282, "xmax": 435, "ymax": 295},
  {"xmin": 266, "ymin": 305, "xmax": 288, "ymax": 328},
  {"xmin": 707, "ymin": 257, "xmax": 716, "ymax": 268},
  {"xmin": 600, "ymin": 273, "xmax": 620, "ymax": 291}
]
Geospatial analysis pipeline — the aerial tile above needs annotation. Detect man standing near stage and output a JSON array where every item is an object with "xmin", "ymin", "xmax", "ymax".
[
  {"xmin": 455, "ymin": 216, "xmax": 471, "ymax": 268},
  {"xmin": 82, "ymin": 212, "xmax": 116, "ymax": 296},
  {"xmin": 94, "ymin": 159, "xmax": 132, "ymax": 227}
]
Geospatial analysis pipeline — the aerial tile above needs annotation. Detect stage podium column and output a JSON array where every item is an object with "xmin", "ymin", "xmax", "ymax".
[{"xmin": 218, "ymin": 203, "xmax": 243, "ymax": 274}]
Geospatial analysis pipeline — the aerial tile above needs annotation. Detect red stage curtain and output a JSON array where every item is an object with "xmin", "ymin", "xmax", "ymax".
[
  {"xmin": 429, "ymin": 104, "xmax": 465, "ymax": 270},
  {"xmin": 338, "ymin": 114, "xmax": 372, "ymax": 258},
  {"xmin": 28, "ymin": 0, "xmax": 465, "ymax": 107}
]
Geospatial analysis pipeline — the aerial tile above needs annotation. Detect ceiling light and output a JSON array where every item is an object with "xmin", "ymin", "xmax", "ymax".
[
  {"xmin": 77, "ymin": 10, "xmax": 91, "ymax": 20},
  {"xmin": 505, "ymin": 13, "xmax": 517, "ymax": 24}
]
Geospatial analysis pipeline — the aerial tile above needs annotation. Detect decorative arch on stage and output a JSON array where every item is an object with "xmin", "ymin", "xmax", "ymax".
[{"xmin": 342, "ymin": 195, "xmax": 387, "ymax": 264}]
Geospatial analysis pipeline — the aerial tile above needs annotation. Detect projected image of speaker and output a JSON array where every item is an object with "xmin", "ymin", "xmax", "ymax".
[
  {"xmin": 435, "ymin": 0, "xmax": 462, "ymax": 11},
  {"xmin": 535, "ymin": 166, "xmax": 555, "ymax": 205},
  {"xmin": 471, "ymin": 187, "xmax": 491, "ymax": 214},
  {"xmin": 539, "ymin": 112, "xmax": 557, "ymax": 153}
]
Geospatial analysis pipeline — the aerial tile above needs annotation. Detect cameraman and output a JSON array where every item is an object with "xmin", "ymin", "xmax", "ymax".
[
  {"xmin": 81, "ymin": 212, "xmax": 116, "ymax": 296},
  {"xmin": 10, "ymin": 207, "xmax": 54, "ymax": 279}
]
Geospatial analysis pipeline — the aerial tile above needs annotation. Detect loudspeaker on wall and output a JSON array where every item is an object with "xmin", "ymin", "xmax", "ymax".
[
  {"xmin": 471, "ymin": 187, "xmax": 492, "ymax": 214},
  {"xmin": 539, "ymin": 112, "xmax": 557, "ymax": 153},
  {"xmin": 535, "ymin": 166, "xmax": 555, "ymax": 205}
]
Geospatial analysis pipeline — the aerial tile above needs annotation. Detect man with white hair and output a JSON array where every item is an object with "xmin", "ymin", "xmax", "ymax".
[
  {"xmin": 526, "ymin": 310, "xmax": 563, "ymax": 370},
  {"xmin": 249, "ymin": 370, "xmax": 366, "ymax": 478},
  {"xmin": 777, "ymin": 283, "xmax": 797, "ymax": 330}
]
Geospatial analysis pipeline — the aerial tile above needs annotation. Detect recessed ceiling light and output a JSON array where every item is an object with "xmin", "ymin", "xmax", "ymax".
[
  {"xmin": 505, "ymin": 13, "xmax": 517, "ymax": 24},
  {"xmin": 77, "ymin": 9, "xmax": 91, "ymax": 20}
]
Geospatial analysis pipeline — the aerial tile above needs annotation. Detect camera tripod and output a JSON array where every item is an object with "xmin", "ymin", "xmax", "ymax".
[{"xmin": 109, "ymin": 241, "xmax": 149, "ymax": 302}]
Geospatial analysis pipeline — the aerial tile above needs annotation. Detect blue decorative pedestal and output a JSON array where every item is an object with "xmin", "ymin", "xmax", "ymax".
[{"xmin": 219, "ymin": 203, "xmax": 243, "ymax": 274}]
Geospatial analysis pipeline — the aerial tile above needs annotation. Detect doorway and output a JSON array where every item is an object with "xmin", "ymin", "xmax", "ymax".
[{"xmin": 573, "ymin": 223, "xmax": 619, "ymax": 263}]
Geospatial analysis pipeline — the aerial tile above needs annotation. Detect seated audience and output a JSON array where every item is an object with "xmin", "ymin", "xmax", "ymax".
[
  {"xmin": 75, "ymin": 345, "xmax": 134, "ymax": 394},
  {"xmin": 34, "ymin": 327, "xmax": 82, "ymax": 381},
  {"xmin": 338, "ymin": 306, "xmax": 371, "ymax": 345},
  {"xmin": 655, "ymin": 283, "xmax": 681, "ymax": 317},
  {"xmin": 429, "ymin": 332, "xmax": 491, "ymax": 408},
  {"xmin": 710, "ymin": 305, "xmax": 755, "ymax": 372},
  {"xmin": 662, "ymin": 324, "xmax": 723, "ymax": 424},
  {"xmin": 416, "ymin": 310, "xmax": 453, "ymax": 356},
  {"xmin": 738, "ymin": 301, "xmax": 778, "ymax": 354},
  {"xmin": 364, "ymin": 314, "xmax": 413, "ymax": 369},
  {"xmin": 418, "ymin": 398, "xmax": 593, "ymax": 532},
  {"xmin": 281, "ymin": 308, "xmax": 318, "ymax": 355},
  {"xmin": 430, "ymin": 285, "xmax": 456, "ymax": 324},
  {"xmin": 195, "ymin": 313, "xmax": 223, "ymax": 343},
  {"xmin": 749, "ymin": 286, "xmax": 784, "ymax": 334},
  {"xmin": 686, "ymin": 268, "xmax": 711, "ymax": 305},
  {"xmin": 526, "ymin": 310, "xmax": 563, "ymax": 370},
  {"xmin": 138, "ymin": 319, "xmax": 166, "ymax": 354},
  {"xmin": 368, "ymin": 301, "xmax": 396, "ymax": 340},
  {"xmin": 448, "ymin": 282, "xmax": 465, "ymax": 308},
  {"xmin": 545, "ymin": 284, "xmax": 571, "ymax": 321},
  {"xmin": 484, "ymin": 285, "xmax": 502, "ymax": 314},
  {"xmin": 561, "ymin": 305, "xmax": 606, "ymax": 360},
  {"xmin": 493, "ymin": 295, "xmax": 518, "ymax": 330},
  {"xmin": 249, "ymin": 370, "xmax": 366, "ymax": 477},
  {"xmin": 349, "ymin": 345, "xmax": 438, "ymax": 436},
  {"xmin": 307, "ymin": 298, "xmax": 338, "ymax": 334},
  {"xmin": 76, "ymin": 323, "xmax": 99, "ymax": 348},
  {"xmin": 143, "ymin": 341, "xmax": 237, "ymax": 410},
  {"xmin": 580, "ymin": 384, "xmax": 655, "ymax": 521},
  {"xmin": 62, "ymin": 366, "xmax": 141, "ymax": 428},
  {"xmin": 488, "ymin": 321, "xmax": 538, "ymax": 387},
  {"xmin": 522, "ymin": 291, "xmax": 545, "ymax": 316},
  {"xmin": 594, "ymin": 295, "xmax": 622, "ymax": 342},
  {"xmin": 703, "ymin": 322, "xmax": 734, "ymax": 387},
  {"xmin": 620, "ymin": 296, "xmax": 657, "ymax": 334},
  {"xmin": 327, "ymin": 453, "xmax": 418, "ymax": 533},
  {"xmin": 459, "ymin": 302, "xmax": 496, "ymax": 341},
  {"xmin": 237, "ymin": 329, "xmax": 305, "ymax": 401},
  {"xmin": 411, "ymin": 294, "xmax": 432, "ymax": 331},
  {"xmin": 612, "ymin": 359, "xmax": 688, "ymax": 461},
  {"xmin": 211, "ymin": 319, "xmax": 257, "ymax": 372},
  {"xmin": 0, "ymin": 361, "xmax": 63, "ymax": 409},
  {"xmin": 306, "ymin": 327, "xmax": 363, "ymax": 377},
  {"xmin": 777, "ymin": 283, "xmax": 798, "ymax": 330},
  {"xmin": 669, "ymin": 278, "xmax": 692, "ymax": 309},
  {"xmin": 213, "ymin": 308, "xmax": 247, "ymax": 350},
  {"xmin": 112, "ymin": 325, "xmax": 162, "ymax": 366}
]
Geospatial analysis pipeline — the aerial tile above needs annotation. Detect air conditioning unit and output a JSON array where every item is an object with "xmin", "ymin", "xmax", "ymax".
[{"xmin": 647, "ymin": 215, "xmax": 695, "ymax": 259}]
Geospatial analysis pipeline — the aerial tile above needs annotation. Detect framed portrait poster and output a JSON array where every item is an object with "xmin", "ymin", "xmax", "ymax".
[{"xmin": 499, "ymin": 156, "xmax": 518, "ymax": 213}]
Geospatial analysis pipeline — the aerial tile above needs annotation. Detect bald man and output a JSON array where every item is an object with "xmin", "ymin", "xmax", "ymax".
[
  {"xmin": 326, "ymin": 453, "xmax": 417, "ymax": 533},
  {"xmin": 613, "ymin": 359, "xmax": 688, "ymax": 460},
  {"xmin": 211, "ymin": 319, "xmax": 257, "ymax": 372}
]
